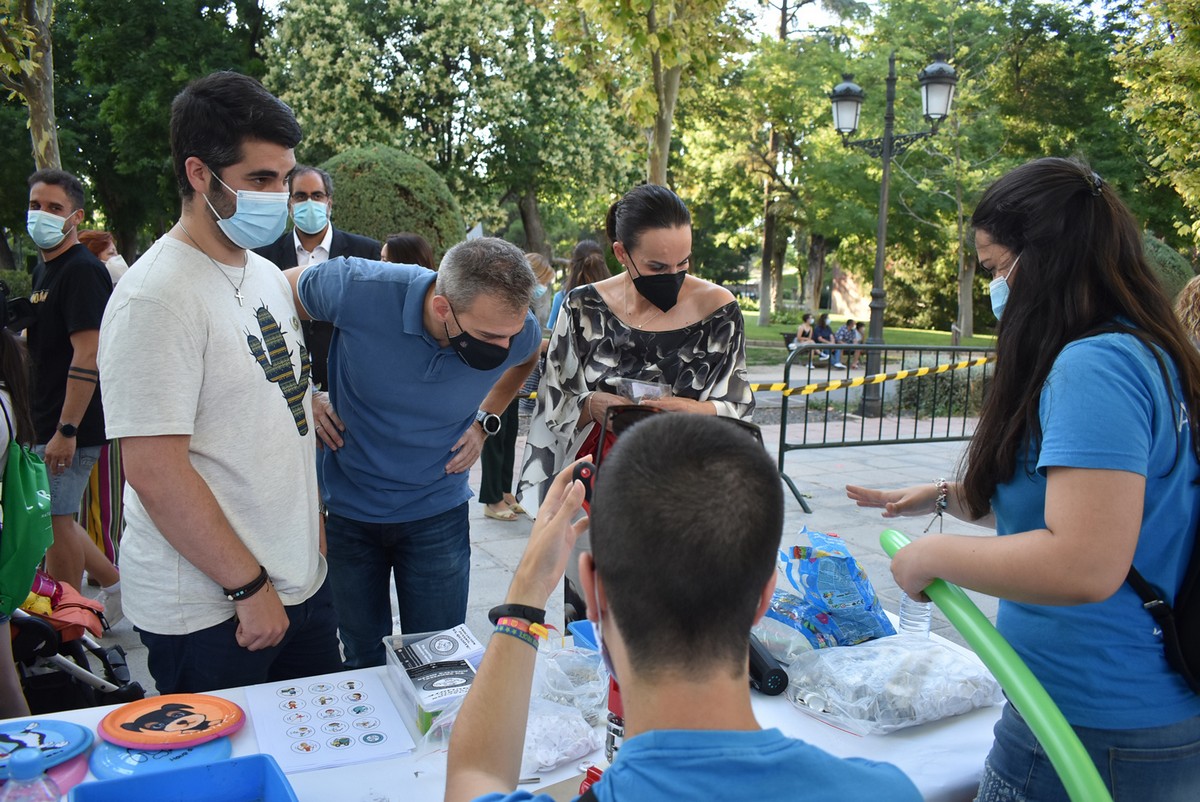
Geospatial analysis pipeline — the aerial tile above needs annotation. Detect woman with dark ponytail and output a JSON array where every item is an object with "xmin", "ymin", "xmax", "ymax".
[
  {"xmin": 518, "ymin": 185, "xmax": 754, "ymax": 510},
  {"xmin": 547, "ymin": 240, "xmax": 610, "ymax": 333},
  {"xmin": 849, "ymin": 157, "xmax": 1200, "ymax": 799}
]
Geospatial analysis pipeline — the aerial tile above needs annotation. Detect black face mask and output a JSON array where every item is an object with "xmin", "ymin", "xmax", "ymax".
[
  {"xmin": 629, "ymin": 257, "xmax": 685, "ymax": 313},
  {"xmin": 445, "ymin": 304, "xmax": 510, "ymax": 371}
]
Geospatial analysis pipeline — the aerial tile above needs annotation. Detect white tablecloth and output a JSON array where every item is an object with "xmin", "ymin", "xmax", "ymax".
[{"xmin": 13, "ymin": 635, "xmax": 1001, "ymax": 802}]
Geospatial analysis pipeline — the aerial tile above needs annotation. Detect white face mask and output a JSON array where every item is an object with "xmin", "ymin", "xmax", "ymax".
[{"xmin": 106, "ymin": 254, "xmax": 129, "ymax": 282}]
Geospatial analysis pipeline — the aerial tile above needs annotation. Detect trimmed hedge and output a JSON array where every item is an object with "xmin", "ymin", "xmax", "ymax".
[
  {"xmin": 321, "ymin": 146, "xmax": 465, "ymax": 263},
  {"xmin": 0, "ymin": 269, "xmax": 32, "ymax": 301},
  {"xmin": 1144, "ymin": 235, "xmax": 1196, "ymax": 301}
]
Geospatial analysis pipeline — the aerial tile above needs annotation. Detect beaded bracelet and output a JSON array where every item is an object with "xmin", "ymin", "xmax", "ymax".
[{"xmin": 924, "ymin": 478, "xmax": 950, "ymax": 533}]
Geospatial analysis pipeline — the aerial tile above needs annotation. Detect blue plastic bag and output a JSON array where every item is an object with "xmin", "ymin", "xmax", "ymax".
[{"xmin": 765, "ymin": 525, "xmax": 895, "ymax": 649}]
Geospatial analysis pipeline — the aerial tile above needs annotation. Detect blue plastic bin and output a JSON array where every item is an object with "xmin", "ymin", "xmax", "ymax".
[
  {"xmin": 567, "ymin": 620, "xmax": 598, "ymax": 651},
  {"xmin": 69, "ymin": 753, "xmax": 298, "ymax": 802}
]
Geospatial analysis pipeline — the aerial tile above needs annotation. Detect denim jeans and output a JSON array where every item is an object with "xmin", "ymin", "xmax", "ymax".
[
  {"xmin": 324, "ymin": 503, "xmax": 471, "ymax": 668},
  {"xmin": 138, "ymin": 578, "xmax": 343, "ymax": 694},
  {"xmin": 34, "ymin": 444, "xmax": 101, "ymax": 516},
  {"xmin": 977, "ymin": 703, "xmax": 1200, "ymax": 802}
]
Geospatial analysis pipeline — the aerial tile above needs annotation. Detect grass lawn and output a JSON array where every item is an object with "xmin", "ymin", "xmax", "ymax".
[
  {"xmin": 742, "ymin": 314, "xmax": 996, "ymax": 349},
  {"xmin": 745, "ymin": 346, "xmax": 786, "ymax": 366}
]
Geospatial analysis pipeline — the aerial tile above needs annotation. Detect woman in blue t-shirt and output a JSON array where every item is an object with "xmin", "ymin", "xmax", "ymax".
[{"xmin": 848, "ymin": 157, "xmax": 1200, "ymax": 801}]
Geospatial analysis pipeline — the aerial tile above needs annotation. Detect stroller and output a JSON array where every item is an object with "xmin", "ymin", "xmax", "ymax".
[{"xmin": 10, "ymin": 575, "xmax": 145, "ymax": 713}]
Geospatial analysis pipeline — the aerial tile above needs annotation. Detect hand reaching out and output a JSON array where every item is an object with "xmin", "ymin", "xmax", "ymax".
[{"xmin": 846, "ymin": 483, "xmax": 939, "ymax": 518}]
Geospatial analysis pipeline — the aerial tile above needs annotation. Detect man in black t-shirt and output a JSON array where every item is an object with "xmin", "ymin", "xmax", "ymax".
[{"xmin": 26, "ymin": 169, "xmax": 121, "ymax": 613}]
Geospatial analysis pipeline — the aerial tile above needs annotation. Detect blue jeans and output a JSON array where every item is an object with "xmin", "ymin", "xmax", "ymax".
[
  {"xmin": 138, "ymin": 578, "xmax": 343, "ymax": 694},
  {"xmin": 977, "ymin": 703, "xmax": 1200, "ymax": 802},
  {"xmin": 324, "ymin": 504, "xmax": 470, "ymax": 668}
]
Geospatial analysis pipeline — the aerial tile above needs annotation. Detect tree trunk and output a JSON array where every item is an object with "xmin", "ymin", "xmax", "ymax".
[
  {"xmin": 647, "ymin": 63, "xmax": 681, "ymax": 186},
  {"xmin": 517, "ymin": 188, "xmax": 550, "ymax": 259},
  {"xmin": 807, "ymin": 233, "xmax": 827, "ymax": 311},
  {"xmin": 645, "ymin": 3, "xmax": 681, "ymax": 186},
  {"xmin": 953, "ymin": 121, "xmax": 973, "ymax": 338},
  {"xmin": 794, "ymin": 227, "xmax": 807, "ymax": 304},
  {"xmin": 757, "ymin": 123, "xmax": 781, "ymax": 327},
  {"xmin": 24, "ymin": 0, "xmax": 60, "ymax": 169},
  {"xmin": 770, "ymin": 224, "xmax": 787, "ymax": 312},
  {"xmin": 757, "ymin": 186, "xmax": 776, "ymax": 327}
]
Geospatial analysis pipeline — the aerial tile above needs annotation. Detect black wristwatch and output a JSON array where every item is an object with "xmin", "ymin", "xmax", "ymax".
[
  {"xmin": 57, "ymin": 422, "xmax": 78, "ymax": 438},
  {"xmin": 475, "ymin": 409, "xmax": 502, "ymax": 436}
]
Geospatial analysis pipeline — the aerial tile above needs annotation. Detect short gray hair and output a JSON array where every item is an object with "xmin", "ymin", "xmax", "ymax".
[{"xmin": 436, "ymin": 238, "xmax": 535, "ymax": 314}]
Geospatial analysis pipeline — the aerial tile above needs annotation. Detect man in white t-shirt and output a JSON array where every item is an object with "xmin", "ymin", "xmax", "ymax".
[{"xmin": 97, "ymin": 71, "xmax": 342, "ymax": 693}]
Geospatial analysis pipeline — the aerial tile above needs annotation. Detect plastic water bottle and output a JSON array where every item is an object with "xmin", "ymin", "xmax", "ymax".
[
  {"xmin": 0, "ymin": 749, "xmax": 61, "ymax": 801},
  {"xmin": 898, "ymin": 593, "xmax": 932, "ymax": 637}
]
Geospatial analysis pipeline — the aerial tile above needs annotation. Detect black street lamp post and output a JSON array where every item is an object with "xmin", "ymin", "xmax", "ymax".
[{"xmin": 829, "ymin": 52, "xmax": 957, "ymax": 416}]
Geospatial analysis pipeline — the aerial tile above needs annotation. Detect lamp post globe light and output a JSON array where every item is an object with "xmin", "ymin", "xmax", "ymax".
[{"xmin": 828, "ymin": 52, "xmax": 956, "ymax": 417}]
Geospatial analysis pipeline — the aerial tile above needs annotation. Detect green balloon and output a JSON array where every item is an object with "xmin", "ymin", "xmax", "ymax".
[{"xmin": 880, "ymin": 529, "xmax": 1112, "ymax": 802}]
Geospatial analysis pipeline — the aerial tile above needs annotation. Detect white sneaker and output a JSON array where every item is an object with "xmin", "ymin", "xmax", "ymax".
[
  {"xmin": 833, "ymin": 362, "xmax": 847, "ymax": 369},
  {"xmin": 96, "ymin": 587, "xmax": 123, "ymax": 628}
]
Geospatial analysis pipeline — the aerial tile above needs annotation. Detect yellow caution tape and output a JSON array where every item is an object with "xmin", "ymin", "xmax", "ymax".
[
  {"xmin": 751, "ymin": 355, "xmax": 995, "ymax": 397},
  {"xmin": 522, "ymin": 356, "xmax": 995, "ymax": 402}
]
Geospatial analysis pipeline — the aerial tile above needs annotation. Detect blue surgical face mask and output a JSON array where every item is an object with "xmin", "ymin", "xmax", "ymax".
[
  {"xmin": 204, "ymin": 168, "xmax": 290, "ymax": 250},
  {"xmin": 26, "ymin": 210, "xmax": 75, "ymax": 251},
  {"xmin": 533, "ymin": 283, "xmax": 549, "ymax": 299},
  {"xmin": 291, "ymin": 200, "xmax": 329, "ymax": 235},
  {"xmin": 988, "ymin": 254, "xmax": 1019, "ymax": 320}
]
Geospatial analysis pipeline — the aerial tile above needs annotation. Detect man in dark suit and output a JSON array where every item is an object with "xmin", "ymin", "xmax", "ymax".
[{"xmin": 254, "ymin": 165, "xmax": 380, "ymax": 390}]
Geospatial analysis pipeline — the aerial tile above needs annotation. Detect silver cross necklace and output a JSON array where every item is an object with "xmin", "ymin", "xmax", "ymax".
[{"xmin": 178, "ymin": 221, "xmax": 248, "ymax": 306}]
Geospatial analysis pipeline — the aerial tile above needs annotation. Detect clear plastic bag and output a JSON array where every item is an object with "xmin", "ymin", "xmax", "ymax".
[
  {"xmin": 786, "ymin": 634, "xmax": 1003, "ymax": 735},
  {"xmin": 416, "ymin": 645, "xmax": 607, "ymax": 771},
  {"xmin": 535, "ymin": 647, "xmax": 610, "ymax": 726},
  {"xmin": 519, "ymin": 697, "xmax": 601, "ymax": 775},
  {"xmin": 750, "ymin": 616, "xmax": 815, "ymax": 666},
  {"xmin": 416, "ymin": 692, "xmax": 599, "ymax": 775}
]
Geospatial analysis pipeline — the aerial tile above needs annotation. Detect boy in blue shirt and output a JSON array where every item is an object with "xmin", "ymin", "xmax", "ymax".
[{"xmin": 446, "ymin": 415, "xmax": 920, "ymax": 801}]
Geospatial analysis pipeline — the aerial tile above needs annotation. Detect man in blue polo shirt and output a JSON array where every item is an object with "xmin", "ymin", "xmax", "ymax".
[{"xmin": 287, "ymin": 238, "xmax": 541, "ymax": 667}]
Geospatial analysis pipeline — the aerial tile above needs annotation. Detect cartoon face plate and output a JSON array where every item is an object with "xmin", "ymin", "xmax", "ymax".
[
  {"xmin": 0, "ymin": 719, "xmax": 93, "ymax": 778},
  {"xmin": 99, "ymin": 694, "xmax": 245, "ymax": 750}
]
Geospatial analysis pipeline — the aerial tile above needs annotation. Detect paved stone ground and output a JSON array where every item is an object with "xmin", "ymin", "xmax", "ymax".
[{"xmin": 91, "ymin": 360, "xmax": 998, "ymax": 695}]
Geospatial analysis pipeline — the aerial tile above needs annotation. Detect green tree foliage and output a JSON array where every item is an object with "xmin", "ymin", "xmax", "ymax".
[
  {"xmin": 268, "ymin": 0, "xmax": 628, "ymax": 252},
  {"xmin": 0, "ymin": 0, "xmax": 59, "ymax": 168},
  {"xmin": 539, "ymin": 0, "xmax": 749, "ymax": 185},
  {"xmin": 3, "ymin": 1, "xmax": 269, "ymax": 260},
  {"xmin": 840, "ymin": 0, "xmax": 1187, "ymax": 332},
  {"xmin": 321, "ymin": 146, "xmax": 465, "ymax": 262},
  {"xmin": 1116, "ymin": 0, "xmax": 1200, "ymax": 246},
  {"xmin": 674, "ymin": 20, "xmax": 880, "ymax": 311},
  {"xmin": 0, "ymin": 100, "xmax": 33, "ymax": 271}
]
